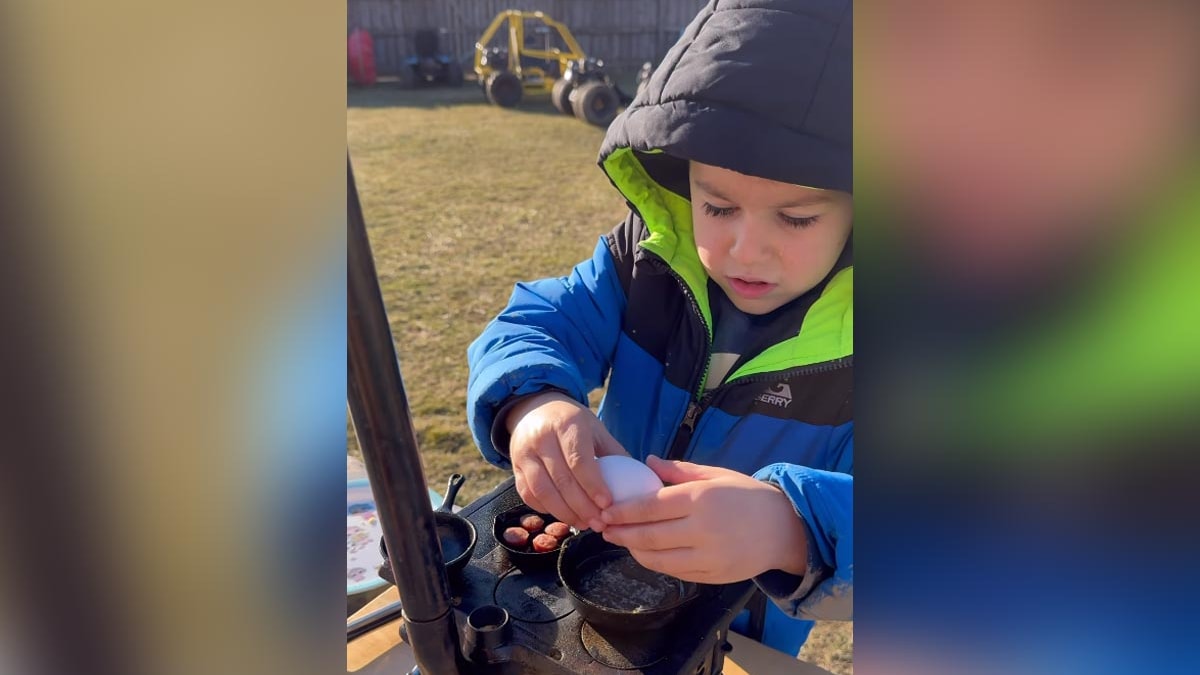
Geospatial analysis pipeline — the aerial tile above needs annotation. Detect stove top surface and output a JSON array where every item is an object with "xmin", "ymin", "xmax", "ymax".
[{"xmin": 438, "ymin": 478, "xmax": 756, "ymax": 674}]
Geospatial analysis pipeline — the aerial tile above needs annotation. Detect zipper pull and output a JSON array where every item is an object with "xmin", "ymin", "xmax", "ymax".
[
  {"xmin": 681, "ymin": 402, "xmax": 701, "ymax": 431},
  {"xmin": 667, "ymin": 402, "xmax": 702, "ymax": 461}
]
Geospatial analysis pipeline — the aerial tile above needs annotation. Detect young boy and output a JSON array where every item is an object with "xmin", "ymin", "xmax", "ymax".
[{"xmin": 467, "ymin": 0, "xmax": 852, "ymax": 654}]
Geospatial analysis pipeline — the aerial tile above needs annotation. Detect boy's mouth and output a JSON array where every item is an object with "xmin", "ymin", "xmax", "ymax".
[{"xmin": 727, "ymin": 276, "xmax": 777, "ymax": 299}]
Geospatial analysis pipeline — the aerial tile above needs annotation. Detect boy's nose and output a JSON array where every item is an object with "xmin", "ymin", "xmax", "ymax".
[{"xmin": 728, "ymin": 224, "xmax": 770, "ymax": 266}]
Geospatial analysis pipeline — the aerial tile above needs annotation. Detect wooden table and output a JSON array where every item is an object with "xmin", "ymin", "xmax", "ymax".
[{"xmin": 347, "ymin": 586, "xmax": 834, "ymax": 674}]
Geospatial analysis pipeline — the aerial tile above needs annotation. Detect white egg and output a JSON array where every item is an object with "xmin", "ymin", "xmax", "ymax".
[{"xmin": 596, "ymin": 456, "xmax": 664, "ymax": 503}]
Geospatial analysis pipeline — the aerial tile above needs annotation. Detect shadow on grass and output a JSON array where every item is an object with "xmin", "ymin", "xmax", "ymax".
[{"xmin": 348, "ymin": 83, "xmax": 564, "ymax": 118}]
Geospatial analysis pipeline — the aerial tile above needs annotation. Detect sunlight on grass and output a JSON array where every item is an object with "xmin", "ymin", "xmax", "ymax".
[{"xmin": 347, "ymin": 85, "xmax": 620, "ymax": 503}]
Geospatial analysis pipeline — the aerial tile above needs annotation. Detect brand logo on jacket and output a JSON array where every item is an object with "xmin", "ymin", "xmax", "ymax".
[{"xmin": 757, "ymin": 383, "xmax": 792, "ymax": 408}]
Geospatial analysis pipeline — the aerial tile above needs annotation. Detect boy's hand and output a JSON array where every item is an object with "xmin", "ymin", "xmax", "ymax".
[
  {"xmin": 506, "ymin": 391, "xmax": 630, "ymax": 531},
  {"xmin": 599, "ymin": 456, "xmax": 809, "ymax": 584}
]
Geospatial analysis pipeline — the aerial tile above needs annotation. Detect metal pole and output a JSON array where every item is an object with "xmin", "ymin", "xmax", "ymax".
[{"xmin": 347, "ymin": 157, "xmax": 461, "ymax": 674}]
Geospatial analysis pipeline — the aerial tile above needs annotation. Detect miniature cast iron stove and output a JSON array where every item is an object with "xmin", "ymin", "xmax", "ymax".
[{"xmin": 390, "ymin": 478, "xmax": 757, "ymax": 674}]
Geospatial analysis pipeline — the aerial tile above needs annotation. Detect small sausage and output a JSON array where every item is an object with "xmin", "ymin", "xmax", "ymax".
[
  {"xmin": 544, "ymin": 521, "xmax": 571, "ymax": 539},
  {"xmin": 519, "ymin": 514, "xmax": 546, "ymax": 534},
  {"xmin": 502, "ymin": 527, "xmax": 530, "ymax": 548},
  {"xmin": 531, "ymin": 533, "xmax": 559, "ymax": 553}
]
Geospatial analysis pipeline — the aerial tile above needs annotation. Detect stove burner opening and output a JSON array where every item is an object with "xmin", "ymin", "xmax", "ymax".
[
  {"xmin": 492, "ymin": 565, "xmax": 575, "ymax": 623},
  {"xmin": 580, "ymin": 620, "xmax": 667, "ymax": 670}
]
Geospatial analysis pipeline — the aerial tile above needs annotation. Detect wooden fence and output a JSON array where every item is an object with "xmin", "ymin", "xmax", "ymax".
[{"xmin": 348, "ymin": 0, "xmax": 707, "ymax": 76}]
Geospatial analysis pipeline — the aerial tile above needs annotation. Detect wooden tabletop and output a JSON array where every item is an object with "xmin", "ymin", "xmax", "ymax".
[{"xmin": 347, "ymin": 586, "xmax": 834, "ymax": 674}]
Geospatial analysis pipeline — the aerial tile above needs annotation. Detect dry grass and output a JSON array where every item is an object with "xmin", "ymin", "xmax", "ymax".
[
  {"xmin": 347, "ymin": 83, "xmax": 851, "ymax": 672},
  {"xmin": 801, "ymin": 621, "xmax": 854, "ymax": 675},
  {"xmin": 347, "ymin": 83, "xmax": 616, "ymax": 501}
]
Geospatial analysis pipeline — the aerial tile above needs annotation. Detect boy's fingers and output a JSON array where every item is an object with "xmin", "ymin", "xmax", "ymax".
[
  {"xmin": 602, "ymin": 518, "xmax": 693, "ymax": 551},
  {"xmin": 600, "ymin": 485, "xmax": 694, "ymax": 525},
  {"xmin": 521, "ymin": 459, "xmax": 582, "ymax": 527},
  {"xmin": 558, "ymin": 425, "xmax": 614, "ymax": 511},
  {"xmin": 624, "ymin": 546, "xmax": 700, "ymax": 579},
  {"xmin": 513, "ymin": 461, "xmax": 549, "ymax": 514},
  {"xmin": 645, "ymin": 455, "xmax": 722, "ymax": 484},
  {"xmin": 541, "ymin": 442, "xmax": 600, "ymax": 528},
  {"xmin": 516, "ymin": 458, "xmax": 552, "ymax": 511}
]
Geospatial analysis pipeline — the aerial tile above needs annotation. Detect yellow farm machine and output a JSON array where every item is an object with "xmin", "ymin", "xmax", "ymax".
[{"xmin": 473, "ymin": 10, "xmax": 635, "ymax": 127}]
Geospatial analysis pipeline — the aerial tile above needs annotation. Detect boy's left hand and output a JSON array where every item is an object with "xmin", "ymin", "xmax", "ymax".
[{"xmin": 599, "ymin": 456, "xmax": 809, "ymax": 584}]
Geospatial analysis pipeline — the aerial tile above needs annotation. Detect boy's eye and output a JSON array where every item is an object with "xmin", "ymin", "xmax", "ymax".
[
  {"xmin": 780, "ymin": 213, "xmax": 820, "ymax": 228},
  {"xmin": 702, "ymin": 202, "xmax": 737, "ymax": 218}
]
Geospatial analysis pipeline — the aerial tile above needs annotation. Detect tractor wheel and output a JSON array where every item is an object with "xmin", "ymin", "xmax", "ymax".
[
  {"xmin": 485, "ymin": 71, "xmax": 522, "ymax": 108},
  {"xmin": 551, "ymin": 78, "xmax": 575, "ymax": 115},
  {"xmin": 571, "ymin": 82, "xmax": 620, "ymax": 127},
  {"xmin": 397, "ymin": 64, "xmax": 415, "ymax": 89},
  {"xmin": 446, "ymin": 61, "xmax": 464, "ymax": 88}
]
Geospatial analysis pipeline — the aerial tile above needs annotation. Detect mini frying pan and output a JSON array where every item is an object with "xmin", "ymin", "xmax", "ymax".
[
  {"xmin": 380, "ymin": 473, "xmax": 477, "ymax": 579},
  {"xmin": 493, "ymin": 505, "xmax": 576, "ymax": 571},
  {"xmin": 558, "ymin": 530, "xmax": 699, "ymax": 632}
]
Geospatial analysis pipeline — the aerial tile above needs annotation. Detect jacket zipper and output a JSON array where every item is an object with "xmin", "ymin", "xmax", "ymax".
[
  {"xmin": 665, "ymin": 356, "xmax": 854, "ymax": 461},
  {"xmin": 649, "ymin": 256, "xmax": 713, "ymax": 395},
  {"xmin": 667, "ymin": 390, "xmax": 715, "ymax": 460},
  {"xmin": 646, "ymin": 252, "xmax": 852, "ymax": 461},
  {"xmin": 640, "ymin": 255, "xmax": 712, "ymax": 460}
]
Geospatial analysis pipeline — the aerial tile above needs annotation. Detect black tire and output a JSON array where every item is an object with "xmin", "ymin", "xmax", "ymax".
[
  {"xmin": 397, "ymin": 64, "xmax": 415, "ymax": 89},
  {"xmin": 414, "ymin": 30, "xmax": 438, "ymax": 59},
  {"xmin": 571, "ymin": 82, "xmax": 620, "ymax": 127},
  {"xmin": 485, "ymin": 71, "xmax": 522, "ymax": 108},
  {"xmin": 551, "ymin": 78, "xmax": 575, "ymax": 115},
  {"xmin": 446, "ymin": 61, "xmax": 464, "ymax": 88}
]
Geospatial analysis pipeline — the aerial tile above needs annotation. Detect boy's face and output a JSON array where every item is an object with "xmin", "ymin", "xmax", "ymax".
[{"xmin": 689, "ymin": 161, "xmax": 853, "ymax": 315}]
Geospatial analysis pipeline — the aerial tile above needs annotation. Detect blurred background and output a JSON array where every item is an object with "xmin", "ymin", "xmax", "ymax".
[
  {"xmin": 855, "ymin": 2, "xmax": 1200, "ymax": 674},
  {"xmin": 348, "ymin": 0, "xmax": 698, "ymax": 79},
  {"xmin": 1, "ymin": 1, "xmax": 346, "ymax": 674}
]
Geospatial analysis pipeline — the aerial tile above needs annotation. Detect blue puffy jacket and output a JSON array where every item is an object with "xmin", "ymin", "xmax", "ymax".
[{"xmin": 468, "ymin": 0, "xmax": 852, "ymax": 656}]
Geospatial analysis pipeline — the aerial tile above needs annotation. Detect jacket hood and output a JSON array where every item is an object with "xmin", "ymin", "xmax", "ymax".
[{"xmin": 600, "ymin": 0, "xmax": 852, "ymax": 198}]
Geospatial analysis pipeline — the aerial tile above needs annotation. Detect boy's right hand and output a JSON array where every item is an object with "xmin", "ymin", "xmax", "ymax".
[{"xmin": 505, "ymin": 391, "xmax": 629, "ymax": 531}]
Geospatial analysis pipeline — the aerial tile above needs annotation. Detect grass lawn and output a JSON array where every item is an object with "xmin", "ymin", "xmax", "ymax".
[{"xmin": 347, "ymin": 83, "xmax": 852, "ymax": 674}]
